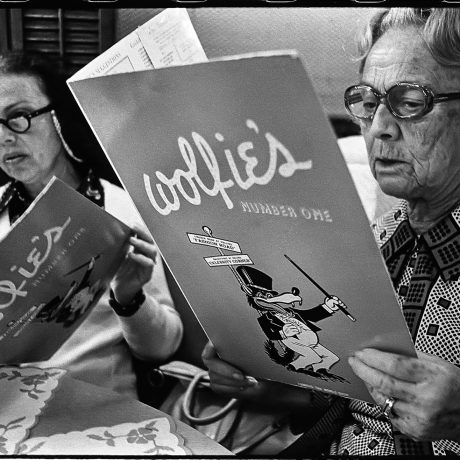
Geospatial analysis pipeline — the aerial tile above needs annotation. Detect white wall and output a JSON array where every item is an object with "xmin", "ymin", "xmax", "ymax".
[{"xmin": 116, "ymin": 7, "xmax": 375, "ymax": 116}]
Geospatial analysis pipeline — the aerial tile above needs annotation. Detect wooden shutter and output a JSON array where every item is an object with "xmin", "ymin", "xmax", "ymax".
[{"xmin": 1, "ymin": 8, "xmax": 115, "ymax": 76}]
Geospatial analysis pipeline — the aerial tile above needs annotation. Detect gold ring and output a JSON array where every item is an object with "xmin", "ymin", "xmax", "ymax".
[{"xmin": 382, "ymin": 397, "xmax": 396, "ymax": 418}]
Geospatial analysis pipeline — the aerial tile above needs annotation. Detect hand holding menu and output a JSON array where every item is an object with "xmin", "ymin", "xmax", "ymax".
[
  {"xmin": 0, "ymin": 177, "xmax": 132, "ymax": 364},
  {"xmin": 69, "ymin": 50, "xmax": 415, "ymax": 403}
]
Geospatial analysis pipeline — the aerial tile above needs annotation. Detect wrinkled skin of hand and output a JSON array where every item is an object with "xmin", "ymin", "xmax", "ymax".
[{"xmin": 349, "ymin": 348, "xmax": 460, "ymax": 442}]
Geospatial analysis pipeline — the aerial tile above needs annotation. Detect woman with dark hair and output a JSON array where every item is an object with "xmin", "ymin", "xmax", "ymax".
[
  {"xmin": 0, "ymin": 51, "xmax": 183, "ymax": 399},
  {"xmin": 0, "ymin": 52, "xmax": 118, "ymax": 184}
]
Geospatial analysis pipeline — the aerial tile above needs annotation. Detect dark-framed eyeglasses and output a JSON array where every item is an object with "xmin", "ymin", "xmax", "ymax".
[
  {"xmin": 344, "ymin": 83, "xmax": 460, "ymax": 120},
  {"xmin": 0, "ymin": 104, "xmax": 53, "ymax": 134}
]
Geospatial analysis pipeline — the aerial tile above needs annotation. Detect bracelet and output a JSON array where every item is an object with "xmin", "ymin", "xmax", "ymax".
[{"xmin": 109, "ymin": 289, "xmax": 145, "ymax": 317}]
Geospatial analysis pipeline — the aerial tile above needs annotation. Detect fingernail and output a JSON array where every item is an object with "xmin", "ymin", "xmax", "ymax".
[
  {"xmin": 354, "ymin": 350, "xmax": 364, "ymax": 359},
  {"xmin": 245, "ymin": 376, "xmax": 258, "ymax": 386},
  {"xmin": 232, "ymin": 372, "xmax": 244, "ymax": 381},
  {"xmin": 201, "ymin": 342, "xmax": 214, "ymax": 358}
]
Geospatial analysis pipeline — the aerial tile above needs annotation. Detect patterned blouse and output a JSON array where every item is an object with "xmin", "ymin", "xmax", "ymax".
[
  {"xmin": 328, "ymin": 200, "xmax": 460, "ymax": 456},
  {"xmin": 0, "ymin": 169, "xmax": 103, "ymax": 223}
]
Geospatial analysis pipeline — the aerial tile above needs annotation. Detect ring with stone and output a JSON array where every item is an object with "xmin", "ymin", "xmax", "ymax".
[{"xmin": 382, "ymin": 397, "xmax": 396, "ymax": 418}]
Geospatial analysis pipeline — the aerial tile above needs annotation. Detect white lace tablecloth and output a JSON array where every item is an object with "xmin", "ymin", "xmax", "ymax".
[
  {"xmin": 0, "ymin": 365, "xmax": 230, "ymax": 455},
  {"xmin": 0, "ymin": 366, "xmax": 65, "ymax": 455},
  {"xmin": 20, "ymin": 417, "xmax": 187, "ymax": 455}
]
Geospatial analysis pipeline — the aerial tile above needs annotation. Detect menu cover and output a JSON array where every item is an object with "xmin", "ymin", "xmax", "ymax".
[
  {"xmin": 69, "ymin": 51, "xmax": 415, "ymax": 402},
  {"xmin": 0, "ymin": 177, "xmax": 132, "ymax": 364},
  {"xmin": 67, "ymin": 8, "xmax": 207, "ymax": 82}
]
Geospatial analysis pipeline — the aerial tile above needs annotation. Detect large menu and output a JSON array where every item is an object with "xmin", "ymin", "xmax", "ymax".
[{"xmin": 68, "ymin": 50, "xmax": 416, "ymax": 402}]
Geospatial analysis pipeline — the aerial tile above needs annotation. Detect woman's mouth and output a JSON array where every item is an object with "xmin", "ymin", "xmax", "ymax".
[
  {"xmin": 378, "ymin": 157, "xmax": 398, "ymax": 163},
  {"xmin": 4, "ymin": 153, "xmax": 27, "ymax": 164},
  {"xmin": 376, "ymin": 158, "xmax": 403, "ymax": 167}
]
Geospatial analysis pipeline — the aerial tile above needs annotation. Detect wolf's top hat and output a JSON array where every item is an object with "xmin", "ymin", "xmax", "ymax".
[{"xmin": 236, "ymin": 265, "xmax": 278, "ymax": 297}]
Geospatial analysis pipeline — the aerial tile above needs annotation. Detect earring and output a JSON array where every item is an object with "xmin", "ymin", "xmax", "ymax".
[{"xmin": 51, "ymin": 110, "xmax": 83, "ymax": 163}]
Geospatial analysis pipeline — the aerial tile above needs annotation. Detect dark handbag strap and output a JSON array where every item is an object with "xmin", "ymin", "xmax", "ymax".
[{"xmin": 181, "ymin": 369, "xmax": 240, "ymax": 425}]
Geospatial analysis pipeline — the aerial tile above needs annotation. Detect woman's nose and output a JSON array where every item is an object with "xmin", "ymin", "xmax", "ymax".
[
  {"xmin": 367, "ymin": 103, "xmax": 401, "ymax": 141},
  {"xmin": 0, "ymin": 123, "xmax": 16, "ymax": 144}
]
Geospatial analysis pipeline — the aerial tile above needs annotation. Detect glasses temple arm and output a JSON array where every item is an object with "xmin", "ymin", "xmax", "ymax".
[{"xmin": 434, "ymin": 92, "xmax": 460, "ymax": 102}]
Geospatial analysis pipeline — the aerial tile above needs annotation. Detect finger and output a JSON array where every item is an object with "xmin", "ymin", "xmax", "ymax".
[
  {"xmin": 202, "ymin": 344, "xmax": 246, "ymax": 382},
  {"xmin": 370, "ymin": 388, "xmax": 400, "ymax": 417},
  {"xmin": 416, "ymin": 350, "xmax": 445, "ymax": 364},
  {"xmin": 202, "ymin": 342, "xmax": 257, "ymax": 390},
  {"xmin": 348, "ymin": 356, "xmax": 417, "ymax": 402},
  {"xmin": 129, "ymin": 236, "xmax": 157, "ymax": 261},
  {"xmin": 208, "ymin": 370, "xmax": 256, "ymax": 390},
  {"xmin": 208, "ymin": 369, "xmax": 243, "ymax": 387},
  {"xmin": 371, "ymin": 387, "xmax": 421, "ymax": 423},
  {"xmin": 126, "ymin": 251, "xmax": 155, "ymax": 269},
  {"xmin": 370, "ymin": 388, "xmax": 389, "ymax": 412},
  {"xmin": 354, "ymin": 349, "xmax": 427, "ymax": 382},
  {"xmin": 131, "ymin": 224, "xmax": 154, "ymax": 244},
  {"xmin": 207, "ymin": 365, "xmax": 257, "ymax": 390},
  {"xmin": 209, "ymin": 381, "xmax": 253, "ymax": 396},
  {"xmin": 210, "ymin": 382, "xmax": 242, "ymax": 394},
  {"xmin": 389, "ymin": 417, "xmax": 424, "ymax": 442}
]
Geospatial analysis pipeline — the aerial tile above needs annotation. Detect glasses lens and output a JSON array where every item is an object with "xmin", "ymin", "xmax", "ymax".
[
  {"xmin": 345, "ymin": 87, "xmax": 378, "ymax": 119},
  {"xmin": 8, "ymin": 115, "xmax": 29, "ymax": 133},
  {"xmin": 388, "ymin": 85, "xmax": 427, "ymax": 118}
]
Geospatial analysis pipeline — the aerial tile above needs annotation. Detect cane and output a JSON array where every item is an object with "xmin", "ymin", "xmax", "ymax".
[{"xmin": 284, "ymin": 254, "xmax": 356, "ymax": 322}]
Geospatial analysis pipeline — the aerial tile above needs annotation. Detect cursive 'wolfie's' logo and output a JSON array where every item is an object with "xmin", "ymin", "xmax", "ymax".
[
  {"xmin": 0, "ymin": 218, "xmax": 72, "ymax": 319},
  {"xmin": 143, "ymin": 119, "xmax": 313, "ymax": 216}
]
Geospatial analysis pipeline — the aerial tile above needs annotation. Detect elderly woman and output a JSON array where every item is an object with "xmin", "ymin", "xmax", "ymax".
[
  {"xmin": 202, "ymin": 8, "xmax": 460, "ymax": 456},
  {"xmin": 0, "ymin": 52, "xmax": 183, "ymax": 399}
]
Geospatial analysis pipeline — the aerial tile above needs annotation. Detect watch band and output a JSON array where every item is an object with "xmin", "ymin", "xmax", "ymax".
[{"xmin": 109, "ymin": 289, "xmax": 145, "ymax": 317}]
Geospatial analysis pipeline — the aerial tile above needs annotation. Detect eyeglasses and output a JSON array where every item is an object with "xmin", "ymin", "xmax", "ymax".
[
  {"xmin": 0, "ymin": 104, "xmax": 53, "ymax": 134},
  {"xmin": 344, "ymin": 83, "xmax": 460, "ymax": 120}
]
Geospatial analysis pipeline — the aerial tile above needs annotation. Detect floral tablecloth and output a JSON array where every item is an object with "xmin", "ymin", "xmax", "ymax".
[{"xmin": 0, "ymin": 365, "xmax": 231, "ymax": 456}]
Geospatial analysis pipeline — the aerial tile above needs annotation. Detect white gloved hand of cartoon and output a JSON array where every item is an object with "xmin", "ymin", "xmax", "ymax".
[
  {"xmin": 324, "ymin": 295, "xmax": 344, "ymax": 312},
  {"xmin": 283, "ymin": 322, "xmax": 301, "ymax": 337}
]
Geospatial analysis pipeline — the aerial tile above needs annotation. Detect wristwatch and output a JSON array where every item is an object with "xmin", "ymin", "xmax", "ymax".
[{"xmin": 109, "ymin": 289, "xmax": 145, "ymax": 317}]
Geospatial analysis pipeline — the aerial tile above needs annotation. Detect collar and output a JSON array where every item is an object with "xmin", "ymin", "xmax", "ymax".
[
  {"xmin": 380, "ymin": 201, "xmax": 460, "ymax": 283},
  {"xmin": 0, "ymin": 169, "xmax": 104, "ymax": 224}
]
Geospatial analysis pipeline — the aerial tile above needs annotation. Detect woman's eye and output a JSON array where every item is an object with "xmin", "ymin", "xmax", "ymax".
[
  {"xmin": 400, "ymin": 99, "xmax": 425, "ymax": 112},
  {"xmin": 402, "ymin": 100, "xmax": 424, "ymax": 107},
  {"xmin": 363, "ymin": 101, "xmax": 377, "ymax": 111}
]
